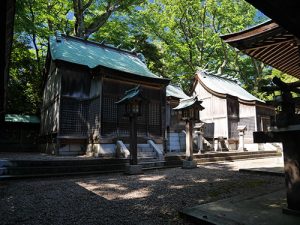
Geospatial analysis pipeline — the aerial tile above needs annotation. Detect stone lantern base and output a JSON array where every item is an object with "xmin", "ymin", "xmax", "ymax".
[
  {"xmin": 182, "ymin": 160, "xmax": 197, "ymax": 169},
  {"xmin": 125, "ymin": 164, "xmax": 143, "ymax": 175}
]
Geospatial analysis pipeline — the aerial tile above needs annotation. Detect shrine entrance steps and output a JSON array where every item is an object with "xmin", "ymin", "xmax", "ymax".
[
  {"xmin": 165, "ymin": 150, "xmax": 281, "ymax": 167},
  {"xmin": 137, "ymin": 143, "xmax": 165, "ymax": 169}
]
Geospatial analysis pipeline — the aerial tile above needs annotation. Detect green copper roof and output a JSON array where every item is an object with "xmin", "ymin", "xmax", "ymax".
[
  {"xmin": 49, "ymin": 35, "xmax": 163, "ymax": 79},
  {"xmin": 197, "ymin": 70, "xmax": 264, "ymax": 103},
  {"xmin": 166, "ymin": 84, "xmax": 189, "ymax": 99},
  {"xmin": 173, "ymin": 96, "xmax": 204, "ymax": 110},
  {"xmin": 5, "ymin": 114, "xmax": 40, "ymax": 123},
  {"xmin": 116, "ymin": 86, "xmax": 141, "ymax": 104}
]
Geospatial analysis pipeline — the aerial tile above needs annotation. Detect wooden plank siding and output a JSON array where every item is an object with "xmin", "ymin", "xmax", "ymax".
[{"xmin": 196, "ymin": 82, "xmax": 228, "ymax": 138}]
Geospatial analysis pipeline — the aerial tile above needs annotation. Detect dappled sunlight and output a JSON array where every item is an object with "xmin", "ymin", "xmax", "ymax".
[
  {"xmin": 169, "ymin": 185, "xmax": 186, "ymax": 190},
  {"xmin": 213, "ymin": 178, "xmax": 228, "ymax": 182},
  {"xmin": 75, "ymin": 181, "xmax": 150, "ymax": 200},
  {"xmin": 119, "ymin": 188, "xmax": 150, "ymax": 200},
  {"xmin": 138, "ymin": 175, "xmax": 165, "ymax": 181},
  {"xmin": 193, "ymin": 178, "xmax": 208, "ymax": 183},
  {"xmin": 207, "ymin": 205, "xmax": 234, "ymax": 213},
  {"xmin": 268, "ymin": 203, "xmax": 281, "ymax": 208}
]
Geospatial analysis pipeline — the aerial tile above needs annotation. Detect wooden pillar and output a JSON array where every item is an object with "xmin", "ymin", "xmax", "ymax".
[
  {"xmin": 185, "ymin": 120, "xmax": 193, "ymax": 161},
  {"xmin": 129, "ymin": 115, "xmax": 138, "ymax": 165},
  {"xmin": 281, "ymin": 131, "xmax": 300, "ymax": 213},
  {"xmin": 254, "ymin": 129, "xmax": 300, "ymax": 214},
  {"xmin": 182, "ymin": 119, "xmax": 197, "ymax": 169}
]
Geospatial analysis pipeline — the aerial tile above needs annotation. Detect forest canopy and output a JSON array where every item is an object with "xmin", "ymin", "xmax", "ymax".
[{"xmin": 9, "ymin": 0, "xmax": 293, "ymax": 115}]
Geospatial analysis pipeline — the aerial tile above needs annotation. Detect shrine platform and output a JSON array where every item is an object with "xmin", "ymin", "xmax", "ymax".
[{"xmin": 0, "ymin": 150, "xmax": 281, "ymax": 179}]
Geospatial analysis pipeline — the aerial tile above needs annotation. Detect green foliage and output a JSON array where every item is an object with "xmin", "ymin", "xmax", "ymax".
[
  {"xmin": 8, "ymin": 36, "xmax": 42, "ymax": 114},
  {"xmin": 125, "ymin": 0, "xmax": 268, "ymax": 91},
  {"xmin": 10, "ymin": 0, "xmax": 298, "ymax": 115}
]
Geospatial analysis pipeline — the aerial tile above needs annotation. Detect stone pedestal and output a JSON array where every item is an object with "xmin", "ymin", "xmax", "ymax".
[
  {"xmin": 195, "ymin": 131, "xmax": 203, "ymax": 154},
  {"xmin": 238, "ymin": 131, "xmax": 246, "ymax": 151},
  {"xmin": 237, "ymin": 125, "xmax": 247, "ymax": 151},
  {"xmin": 182, "ymin": 160, "xmax": 197, "ymax": 169},
  {"xmin": 125, "ymin": 164, "xmax": 143, "ymax": 175}
]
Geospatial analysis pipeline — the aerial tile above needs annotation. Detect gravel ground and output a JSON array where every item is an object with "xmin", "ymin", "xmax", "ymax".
[{"xmin": 0, "ymin": 159, "xmax": 285, "ymax": 225}]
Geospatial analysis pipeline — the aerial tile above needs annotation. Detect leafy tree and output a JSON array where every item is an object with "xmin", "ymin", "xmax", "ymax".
[
  {"xmin": 72, "ymin": 0, "xmax": 145, "ymax": 38},
  {"xmin": 9, "ymin": 0, "xmax": 145, "ymax": 114},
  {"xmin": 124, "ymin": 0, "xmax": 272, "ymax": 93},
  {"xmin": 7, "ymin": 36, "xmax": 42, "ymax": 114}
]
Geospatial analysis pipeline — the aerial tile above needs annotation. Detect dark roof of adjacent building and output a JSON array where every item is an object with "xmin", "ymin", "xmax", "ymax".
[
  {"xmin": 166, "ymin": 84, "xmax": 189, "ymax": 99},
  {"xmin": 196, "ymin": 70, "xmax": 264, "ymax": 103},
  {"xmin": 244, "ymin": 0, "xmax": 300, "ymax": 39},
  {"xmin": 49, "ymin": 35, "xmax": 166, "ymax": 81},
  {"xmin": 221, "ymin": 20, "xmax": 300, "ymax": 79},
  {"xmin": 5, "ymin": 114, "xmax": 40, "ymax": 124}
]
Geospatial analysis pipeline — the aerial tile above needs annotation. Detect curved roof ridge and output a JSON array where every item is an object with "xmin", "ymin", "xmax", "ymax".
[
  {"xmin": 48, "ymin": 35, "xmax": 167, "ymax": 81},
  {"xmin": 196, "ymin": 70, "xmax": 264, "ymax": 103}
]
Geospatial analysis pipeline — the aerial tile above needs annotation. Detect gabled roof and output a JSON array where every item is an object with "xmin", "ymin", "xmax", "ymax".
[
  {"xmin": 221, "ymin": 20, "xmax": 300, "ymax": 79},
  {"xmin": 49, "ymin": 35, "xmax": 165, "ymax": 80},
  {"xmin": 196, "ymin": 70, "xmax": 264, "ymax": 103},
  {"xmin": 166, "ymin": 84, "xmax": 189, "ymax": 99}
]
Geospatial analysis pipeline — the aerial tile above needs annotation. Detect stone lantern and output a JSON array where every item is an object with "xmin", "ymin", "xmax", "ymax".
[
  {"xmin": 194, "ymin": 123, "xmax": 205, "ymax": 154},
  {"xmin": 173, "ymin": 96, "xmax": 204, "ymax": 169},
  {"xmin": 237, "ymin": 125, "xmax": 247, "ymax": 151},
  {"xmin": 116, "ymin": 86, "xmax": 144, "ymax": 174}
]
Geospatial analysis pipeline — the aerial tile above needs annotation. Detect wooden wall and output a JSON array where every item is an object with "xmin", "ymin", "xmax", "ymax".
[
  {"xmin": 40, "ymin": 61, "xmax": 61, "ymax": 136},
  {"xmin": 195, "ymin": 82, "xmax": 228, "ymax": 138}
]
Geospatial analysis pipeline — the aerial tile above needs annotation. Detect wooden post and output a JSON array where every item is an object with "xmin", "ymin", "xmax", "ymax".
[
  {"xmin": 185, "ymin": 120, "xmax": 193, "ymax": 161},
  {"xmin": 254, "ymin": 129, "xmax": 300, "ymax": 214},
  {"xmin": 129, "ymin": 115, "xmax": 138, "ymax": 165},
  {"xmin": 281, "ymin": 131, "xmax": 300, "ymax": 213},
  {"xmin": 182, "ymin": 119, "xmax": 197, "ymax": 169}
]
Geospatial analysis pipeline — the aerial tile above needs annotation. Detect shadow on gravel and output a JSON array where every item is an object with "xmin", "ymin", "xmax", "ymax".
[{"xmin": 0, "ymin": 165, "xmax": 285, "ymax": 225}]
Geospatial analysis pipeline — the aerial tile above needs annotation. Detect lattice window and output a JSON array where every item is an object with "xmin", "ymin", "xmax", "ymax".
[
  {"xmin": 60, "ymin": 97, "xmax": 89, "ymax": 137},
  {"xmin": 101, "ymin": 78, "xmax": 163, "ymax": 137}
]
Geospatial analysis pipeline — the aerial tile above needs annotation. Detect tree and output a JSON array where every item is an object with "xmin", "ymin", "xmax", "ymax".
[
  {"xmin": 72, "ymin": 0, "xmax": 145, "ymax": 38},
  {"xmin": 9, "ymin": 0, "xmax": 145, "ymax": 114},
  {"xmin": 128, "ymin": 0, "xmax": 269, "ymax": 91}
]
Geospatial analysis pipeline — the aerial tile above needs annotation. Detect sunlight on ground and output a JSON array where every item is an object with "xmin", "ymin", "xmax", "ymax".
[
  {"xmin": 139, "ymin": 175, "xmax": 165, "ymax": 181},
  {"xmin": 76, "ymin": 181, "xmax": 150, "ymax": 200},
  {"xmin": 192, "ymin": 178, "xmax": 208, "ymax": 183}
]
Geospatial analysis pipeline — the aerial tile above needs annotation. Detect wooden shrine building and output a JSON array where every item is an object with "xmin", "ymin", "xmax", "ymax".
[
  {"xmin": 41, "ymin": 34, "xmax": 169, "ymax": 156},
  {"xmin": 192, "ymin": 69, "xmax": 274, "ymax": 146}
]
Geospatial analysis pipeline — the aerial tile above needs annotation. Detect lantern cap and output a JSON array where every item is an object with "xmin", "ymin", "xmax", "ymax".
[
  {"xmin": 173, "ymin": 96, "xmax": 204, "ymax": 111},
  {"xmin": 115, "ymin": 86, "xmax": 141, "ymax": 105}
]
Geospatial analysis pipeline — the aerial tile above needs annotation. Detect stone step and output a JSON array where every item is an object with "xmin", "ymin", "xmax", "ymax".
[
  {"xmin": 137, "ymin": 147, "xmax": 153, "ymax": 152},
  {"xmin": 138, "ymin": 152, "xmax": 156, "ymax": 158},
  {"xmin": 165, "ymin": 151, "xmax": 280, "ymax": 167},
  {"xmin": 140, "ymin": 160, "xmax": 165, "ymax": 169},
  {"xmin": 137, "ymin": 144, "xmax": 150, "ymax": 148},
  {"xmin": 139, "ymin": 156, "xmax": 158, "ymax": 162}
]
